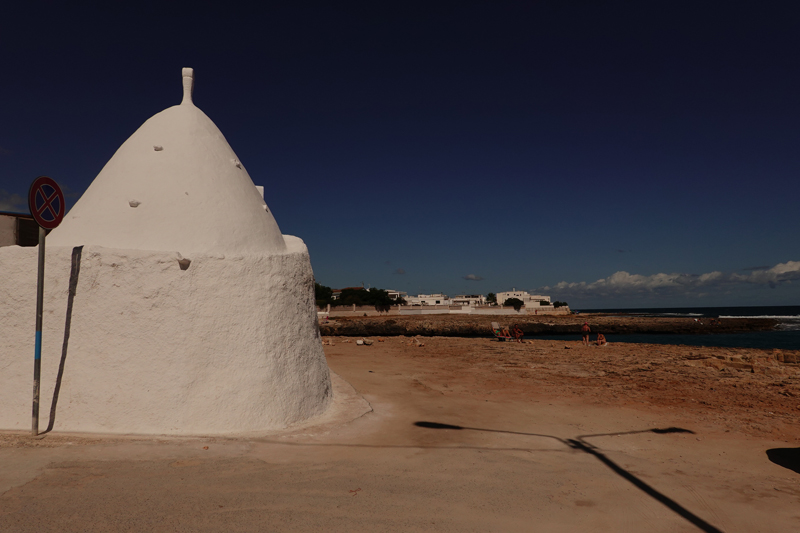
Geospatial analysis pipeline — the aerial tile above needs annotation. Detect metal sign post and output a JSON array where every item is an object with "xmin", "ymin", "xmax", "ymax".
[
  {"xmin": 27, "ymin": 176, "xmax": 65, "ymax": 436},
  {"xmin": 33, "ymin": 225, "xmax": 45, "ymax": 435}
]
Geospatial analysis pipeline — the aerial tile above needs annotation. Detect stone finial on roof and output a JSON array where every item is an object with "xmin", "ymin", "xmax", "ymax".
[{"xmin": 181, "ymin": 67, "xmax": 194, "ymax": 105}]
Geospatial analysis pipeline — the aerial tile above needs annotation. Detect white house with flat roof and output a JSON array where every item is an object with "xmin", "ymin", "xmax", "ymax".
[
  {"xmin": 406, "ymin": 293, "xmax": 450, "ymax": 306},
  {"xmin": 451, "ymin": 294, "xmax": 486, "ymax": 306},
  {"xmin": 496, "ymin": 289, "xmax": 552, "ymax": 308},
  {"xmin": 385, "ymin": 289, "xmax": 408, "ymax": 301}
]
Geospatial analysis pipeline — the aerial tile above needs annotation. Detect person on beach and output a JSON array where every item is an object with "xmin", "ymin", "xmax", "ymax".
[
  {"xmin": 581, "ymin": 322, "xmax": 591, "ymax": 346},
  {"xmin": 512, "ymin": 324, "xmax": 524, "ymax": 343},
  {"xmin": 596, "ymin": 333, "xmax": 607, "ymax": 346}
]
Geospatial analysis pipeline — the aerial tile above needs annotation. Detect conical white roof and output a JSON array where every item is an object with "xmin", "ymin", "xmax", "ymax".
[{"xmin": 49, "ymin": 68, "xmax": 286, "ymax": 255}]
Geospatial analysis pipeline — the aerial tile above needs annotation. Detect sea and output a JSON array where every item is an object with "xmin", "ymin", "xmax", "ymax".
[{"xmin": 536, "ymin": 305, "xmax": 800, "ymax": 351}]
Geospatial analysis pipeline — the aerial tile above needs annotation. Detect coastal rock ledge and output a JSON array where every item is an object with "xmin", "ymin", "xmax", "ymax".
[{"xmin": 319, "ymin": 314, "xmax": 779, "ymax": 337}]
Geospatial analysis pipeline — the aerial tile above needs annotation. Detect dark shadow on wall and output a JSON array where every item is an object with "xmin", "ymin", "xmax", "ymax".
[
  {"xmin": 414, "ymin": 421, "xmax": 723, "ymax": 533},
  {"xmin": 767, "ymin": 448, "xmax": 800, "ymax": 474},
  {"xmin": 42, "ymin": 245, "xmax": 83, "ymax": 435}
]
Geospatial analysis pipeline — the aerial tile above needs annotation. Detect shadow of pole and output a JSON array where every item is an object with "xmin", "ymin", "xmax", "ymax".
[
  {"xmin": 565, "ymin": 439, "xmax": 722, "ymax": 533},
  {"xmin": 42, "ymin": 245, "xmax": 83, "ymax": 435},
  {"xmin": 414, "ymin": 421, "xmax": 722, "ymax": 533}
]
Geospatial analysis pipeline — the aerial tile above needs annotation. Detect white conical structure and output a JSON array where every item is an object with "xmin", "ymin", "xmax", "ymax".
[
  {"xmin": 0, "ymin": 69, "xmax": 332, "ymax": 436},
  {"xmin": 49, "ymin": 68, "xmax": 285, "ymax": 255}
]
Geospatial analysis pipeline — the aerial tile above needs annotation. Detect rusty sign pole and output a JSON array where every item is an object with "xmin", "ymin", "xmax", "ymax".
[{"xmin": 28, "ymin": 176, "xmax": 65, "ymax": 437}]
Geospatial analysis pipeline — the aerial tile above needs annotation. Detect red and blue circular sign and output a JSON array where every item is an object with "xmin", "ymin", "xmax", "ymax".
[{"xmin": 28, "ymin": 176, "xmax": 65, "ymax": 230}]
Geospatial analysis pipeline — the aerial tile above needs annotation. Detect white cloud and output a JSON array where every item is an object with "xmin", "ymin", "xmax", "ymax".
[
  {"xmin": 0, "ymin": 190, "xmax": 26, "ymax": 212},
  {"xmin": 463, "ymin": 274, "xmax": 484, "ymax": 281},
  {"xmin": 541, "ymin": 261, "xmax": 800, "ymax": 298},
  {"xmin": 732, "ymin": 261, "xmax": 800, "ymax": 288}
]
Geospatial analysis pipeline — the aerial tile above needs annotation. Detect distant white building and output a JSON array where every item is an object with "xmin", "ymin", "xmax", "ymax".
[
  {"xmin": 385, "ymin": 289, "xmax": 408, "ymax": 302},
  {"xmin": 451, "ymin": 294, "xmax": 486, "ymax": 306},
  {"xmin": 496, "ymin": 289, "xmax": 552, "ymax": 308},
  {"xmin": 407, "ymin": 293, "xmax": 450, "ymax": 306}
]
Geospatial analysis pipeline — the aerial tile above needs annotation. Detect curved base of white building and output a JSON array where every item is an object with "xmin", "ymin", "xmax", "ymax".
[{"xmin": 0, "ymin": 236, "xmax": 332, "ymax": 435}]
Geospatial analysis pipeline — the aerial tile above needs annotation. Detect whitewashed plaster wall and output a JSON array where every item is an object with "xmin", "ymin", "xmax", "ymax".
[
  {"xmin": 0, "ymin": 237, "xmax": 332, "ymax": 435},
  {"xmin": 46, "ymin": 90, "xmax": 286, "ymax": 255}
]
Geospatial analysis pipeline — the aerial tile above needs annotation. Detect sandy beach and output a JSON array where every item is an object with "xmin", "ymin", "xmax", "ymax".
[{"xmin": 1, "ymin": 336, "xmax": 799, "ymax": 531}]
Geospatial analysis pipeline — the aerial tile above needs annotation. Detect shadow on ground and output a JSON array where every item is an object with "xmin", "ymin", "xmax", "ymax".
[
  {"xmin": 415, "ymin": 421, "xmax": 722, "ymax": 533},
  {"xmin": 767, "ymin": 447, "xmax": 800, "ymax": 474}
]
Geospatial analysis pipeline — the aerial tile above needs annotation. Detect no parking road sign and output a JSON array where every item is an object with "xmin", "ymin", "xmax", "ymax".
[
  {"xmin": 27, "ymin": 175, "xmax": 66, "ymax": 436},
  {"xmin": 28, "ymin": 176, "xmax": 65, "ymax": 230}
]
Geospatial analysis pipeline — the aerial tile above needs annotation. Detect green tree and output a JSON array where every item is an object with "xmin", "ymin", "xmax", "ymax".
[
  {"xmin": 331, "ymin": 287, "xmax": 400, "ymax": 310},
  {"xmin": 486, "ymin": 292, "xmax": 497, "ymax": 304},
  {"xmin": 553, "ymin": 301, "xmax": 569, "ymax": 308},
  {"xmin": 315, "ymin": 282, "xmax": 333, "ymax": 308},
  {"xmin": 503, "ymin": 297, "xmax": 524, "ymax": 311},
  {"xmin": 367, "ymin": 288, "xmax": 394, "ymax": 307},
  {"xmin": 334, "ymin": 288, "xmax": 369, "ymax": 307}
]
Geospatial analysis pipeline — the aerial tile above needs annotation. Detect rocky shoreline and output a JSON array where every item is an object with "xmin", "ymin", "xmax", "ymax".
[{"xmin": 319, "ymin": 313, "xmax": 779, "ymax": 337}]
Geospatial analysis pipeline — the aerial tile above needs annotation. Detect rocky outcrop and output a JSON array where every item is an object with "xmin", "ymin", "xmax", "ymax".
[{"xmin": 319, "ymin": 314, "xmax": 779, "ymax": 337}]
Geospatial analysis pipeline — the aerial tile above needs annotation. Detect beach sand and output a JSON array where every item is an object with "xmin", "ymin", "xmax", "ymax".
[{"xmin": 1, "ymin": 337, "xmax": 798, "ymax": 531}]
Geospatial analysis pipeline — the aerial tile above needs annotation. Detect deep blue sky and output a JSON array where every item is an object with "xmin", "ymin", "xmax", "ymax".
[{"xmin": 2, "ymin": 2, "xmax": 799, "ymax": 308}]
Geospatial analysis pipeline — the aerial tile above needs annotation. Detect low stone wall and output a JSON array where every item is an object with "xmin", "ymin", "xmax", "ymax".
[
  {"xmin": 318, "ymin": 305, "xmax": 571, "ymax": 317},
  {"xmin": 400, "ymin": 306, "xmax": 571, "ymax": 316},
  {"xmin": 400, "ymin": 308, "xmax": 463, "ymax": 315},
  {"xmin": 319, "ymin": 305, "xmax": 402, "ymax": 317}
]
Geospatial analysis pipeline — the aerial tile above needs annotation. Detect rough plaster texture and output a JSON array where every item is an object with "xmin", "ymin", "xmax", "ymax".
[
  {"xmin": 0, "ymin": 239, "xmax": 331, "ymax": 435},
  {"xmin": 0, "ymin": 69, "xmax": 332, "ymax": 435},
  {"xmin": 48, "ymin": 69, "xmax": 285, "ymax": 255}
]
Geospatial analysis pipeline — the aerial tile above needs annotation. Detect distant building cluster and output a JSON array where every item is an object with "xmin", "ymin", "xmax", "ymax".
[
  {"xmin": 320, "ymin": 287, "xmax": 566, "ymax": 317},
  {"xmin": 366, "ymin": 288, "xmax": 551, "ymax": 309}
]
